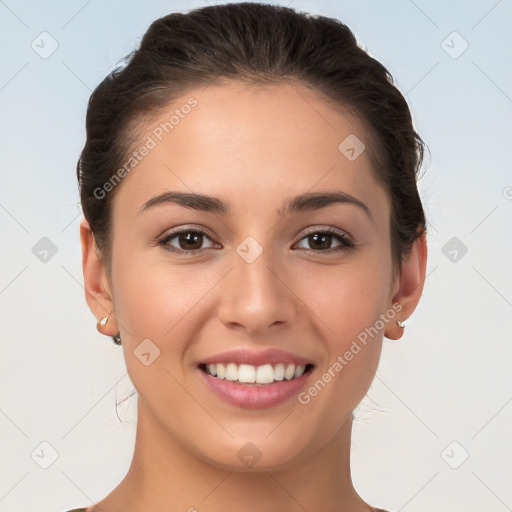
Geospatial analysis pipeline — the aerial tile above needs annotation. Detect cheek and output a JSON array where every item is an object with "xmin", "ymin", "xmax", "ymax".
[
  {"xmin": 111, "ymin": 248, "xmax": 219, "ymax": 352},
  {"xmin": 110, "ymin": 254, "xmax": 212, "ymax": 410},
  {"xmin": 292, "ymin": 259, "xmax": 389, "ymax": 432},
  {"xmin": 294, "ymin": 254, "xmax": 392, "ymax": 344},
  {"xmin": 293, "ymin": 252, "xmax": 391, "ymax": 387}
]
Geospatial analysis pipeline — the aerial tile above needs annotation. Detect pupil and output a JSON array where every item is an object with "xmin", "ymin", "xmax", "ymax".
[
  {"xmin": 310, "ymin": 233, "xmax": 331, "ymax": 250},
  {"xmin": 180, "ymin": 232, "xmax": 201, "ymax": 250}
]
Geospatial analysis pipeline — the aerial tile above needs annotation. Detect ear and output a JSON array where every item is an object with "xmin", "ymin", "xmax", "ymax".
[
  {"xmin": 385, "ymin": 233, "xmax": 427, "ymax": 340},
  {"xmin": 79, "ymin": 218, "xmax": 119, "ymax": 337}
]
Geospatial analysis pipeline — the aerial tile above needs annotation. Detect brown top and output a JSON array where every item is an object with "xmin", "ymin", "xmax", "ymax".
[{"xmin": 65, "ymin": 508, "xmax": 391, "ymax": 512}]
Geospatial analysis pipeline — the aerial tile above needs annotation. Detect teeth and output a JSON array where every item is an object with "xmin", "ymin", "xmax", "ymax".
[
  {"xmin": 216, "ymin": 363, "xmax": 225, "ymax": 379},
  {"xmin": 284, "ymin": 363, "xmax": 295, "ymax": 380},
  {"xmin": 203, "ymin": 362, "xmax": 309, "ymax": 384},
  {"xmin": 294, "ymin": 364, "xmax": 305, "ymax": 378},
  {"xmin": 225, "ymin": 363, "xmax": 238, "ymax": 381},
  {"xmin": 256, "ymin": 364, "xmax": 274, "ymax": 384},
  {"xmin": 274, "ymin": 363, "xmax": 285, "ymax": 381},
  {"xmin": 238, "ymin": 364, "xmax": 256, "ymax": 383}
]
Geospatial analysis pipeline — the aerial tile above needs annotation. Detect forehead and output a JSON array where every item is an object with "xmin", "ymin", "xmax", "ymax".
[{"xmin": 112, "ymin": 81, "xmax": 389, "ymax": 222}]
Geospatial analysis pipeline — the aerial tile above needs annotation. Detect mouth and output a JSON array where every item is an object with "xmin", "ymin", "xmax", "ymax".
[
  {"xmin": 195, "ymin": 348, "xmax": 316, "ymax": 408},
  {"xmin": 198, "ymin": 362, "xmax": 315, "ymax": 386}
]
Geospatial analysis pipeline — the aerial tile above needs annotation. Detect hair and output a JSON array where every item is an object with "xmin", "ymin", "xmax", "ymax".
[{"xmin": 77, "ymin": 2, "xmax": 428, "ymax": 346}]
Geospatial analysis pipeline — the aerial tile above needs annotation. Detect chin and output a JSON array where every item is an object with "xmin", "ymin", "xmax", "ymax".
[{"xmin": 195, "ymin": 430, "xmax": 312, "ymax": 473}]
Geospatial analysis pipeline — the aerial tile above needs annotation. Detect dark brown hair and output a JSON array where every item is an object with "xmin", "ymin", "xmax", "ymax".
[{"xmin": 77, "ymin": 2, "xmax": 428, "ymax": 346}]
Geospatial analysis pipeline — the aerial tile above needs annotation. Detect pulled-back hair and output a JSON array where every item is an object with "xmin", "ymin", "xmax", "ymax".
[{"xmin": 77, "ymin": 2, "xmax": 427, "ymax": 345}]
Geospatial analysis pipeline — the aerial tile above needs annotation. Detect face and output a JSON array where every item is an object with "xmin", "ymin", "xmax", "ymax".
[{"xmin": 101, "ymin": 81, "xmax": 400, "ymax": 470}]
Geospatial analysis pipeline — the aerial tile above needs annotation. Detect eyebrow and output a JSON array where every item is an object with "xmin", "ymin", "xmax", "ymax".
[{"xmin": 140, "ymin": 190, "xmax": 372, "ymax": 220}]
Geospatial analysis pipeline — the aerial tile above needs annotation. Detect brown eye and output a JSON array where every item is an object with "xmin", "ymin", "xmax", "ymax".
[
  {"xmin": 295, "ymin": 228, "xmax": 354, "ymax": 253},
  {"xmin": 176, "ymin": 232, "xmax": 203, "ymax": 250},
  {"xmin": 159, "ymin": 228, "xmax": 218, "ymax": 254},
  {"xmin": 307, "ymin": 233, "xmax": 333, "ymax": 250}
]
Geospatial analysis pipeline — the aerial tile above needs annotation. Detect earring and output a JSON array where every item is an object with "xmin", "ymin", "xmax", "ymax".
[
  {"xmin": 397, "ymin": 320, "xmax": 406, "ymax": 328},
  {"xmin": 98, "ymin": 313, "xmax": 110, "ymax": 327}
]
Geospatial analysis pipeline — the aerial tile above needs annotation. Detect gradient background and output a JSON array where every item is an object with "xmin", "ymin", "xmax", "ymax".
[{"xmin": 1, "ymin": 1, "xmax": 511, "ymax": 511}]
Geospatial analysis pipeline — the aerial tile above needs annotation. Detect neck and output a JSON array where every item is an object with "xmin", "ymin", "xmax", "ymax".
[{"xmin": 95, "ymin": 398, "xmax": 373, "ymax": 512}]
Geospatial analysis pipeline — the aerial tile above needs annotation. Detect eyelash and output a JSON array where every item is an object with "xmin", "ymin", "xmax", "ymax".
[{"xmin": 158, "ymin": 226, "xmax": 355, "ymax": 256}]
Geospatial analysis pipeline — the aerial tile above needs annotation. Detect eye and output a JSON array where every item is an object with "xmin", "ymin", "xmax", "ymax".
[
  {"xmin": 294, "ymin": 227, "xmax": 354, "ymax": 253},
  {"xmin": 158, "ymin": 226, "xmax": 354, "ymax": 256},
  {"xmin": 158, "ymin": 228, "xmax": 219, "ymax": 255}
]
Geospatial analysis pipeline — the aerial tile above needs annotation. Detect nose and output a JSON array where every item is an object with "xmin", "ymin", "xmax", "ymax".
[{"xmin": 216, "ymin": 240, "xmax": 297, "ymax": 336}]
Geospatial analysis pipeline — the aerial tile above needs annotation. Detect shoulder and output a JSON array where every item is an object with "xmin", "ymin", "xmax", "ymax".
[{"xmin": 63, "ymin": 508, "xmax": 88, "ymax": 512}]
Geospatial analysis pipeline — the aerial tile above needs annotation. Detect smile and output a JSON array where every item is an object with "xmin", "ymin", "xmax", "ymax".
[
  {"xmin": 199, "ymin": 362, "xmax": 314, "ymax": 385},
  {"xmin": 197, "ymin": 362, "xmax": 315, "ymax": 409}
]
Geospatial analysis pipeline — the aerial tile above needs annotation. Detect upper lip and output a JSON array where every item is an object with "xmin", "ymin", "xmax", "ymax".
[{"xmin": 199, "ymin": 348, "xmax": 314, "ymax": 367}]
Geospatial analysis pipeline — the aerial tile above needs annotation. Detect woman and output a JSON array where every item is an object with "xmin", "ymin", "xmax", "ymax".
[{"xmin": 70, "ymin": 2, "xmax": 428, "ymax": 511}]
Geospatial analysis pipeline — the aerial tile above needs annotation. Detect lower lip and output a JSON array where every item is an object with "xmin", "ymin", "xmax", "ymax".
[{"xmin": 198, "ymin": 367, "xmax": 313, "ymax": 409}]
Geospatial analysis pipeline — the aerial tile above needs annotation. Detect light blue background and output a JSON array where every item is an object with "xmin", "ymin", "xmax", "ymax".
[{"xmin": 1, "ymin": 1, "xmax": 511, "ymax": 511}]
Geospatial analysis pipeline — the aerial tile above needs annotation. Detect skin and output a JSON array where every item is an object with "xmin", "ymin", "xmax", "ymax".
[{"xmin": 80, "ymin": 81, "xmax": 427, "ymax": 512}]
